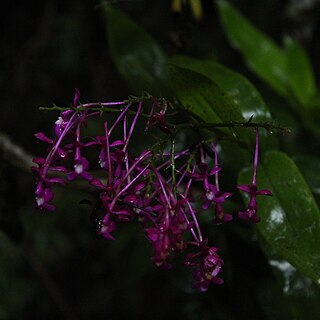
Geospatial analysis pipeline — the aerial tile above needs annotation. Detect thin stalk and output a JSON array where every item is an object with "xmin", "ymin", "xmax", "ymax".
[
  {"xmin": 123, "ymin": 115, "xmax": 130, "ymax": 183},
  {"xmin": 104, "ymin": 122, "xmax": 112, "ymax": 184},
  {"xmin": 170, "ymin": 137, "xmax": 176, "ymax": 190},
  {"xmin": 109, "ymin": 103, "xmax": 132, "ymax": 135},
  {"xmin": 252, "ymin": 128, "xmax": 259, "ymax": 185},
  {"xmin": 42, "ymin": 112, "xmax": 77, "ymax": 177},
  {"xmin": 115, "ymin": 151, "xmax": 152, "ymax": 196},
  {"xmin": 123, "ymin": 101, "xmax": 142, "ymax": 153},
  {"xmin": 110, "ymin": 165, "xmax": 150, "ymax": 210},
  {"xmin": 179, "ymin": 194, "xmax": 203, "ymax": 243},
  {"xmin": 212, "ymin": 144, "xmax": 220, "ymax": 191}
]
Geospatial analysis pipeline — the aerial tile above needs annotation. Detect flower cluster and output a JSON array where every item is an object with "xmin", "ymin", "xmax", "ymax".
[{"xmin": 32, "ymin": 91, "xmax": 272, "ymax": 291}]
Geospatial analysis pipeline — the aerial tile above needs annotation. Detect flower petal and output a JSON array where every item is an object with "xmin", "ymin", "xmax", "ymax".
[
  {"xmin": 257, "ymin": 189, "xmax": 273, "ymax": 196},
  {"xmin": 35, "ymin": 132, "xmax": 53, "ymax": 144},
  {"xmin": 237, "ymin": 185, "xmax": 251, "ymax": 193}
]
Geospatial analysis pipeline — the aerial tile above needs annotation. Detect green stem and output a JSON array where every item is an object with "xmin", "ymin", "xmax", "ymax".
[
  {"xmin": 170, "ymin": 136, "xmax": 176, "ymax": 192},
  {"xmin": 175, "ymin": 121, "xmax": 290, "ymax": 134}
]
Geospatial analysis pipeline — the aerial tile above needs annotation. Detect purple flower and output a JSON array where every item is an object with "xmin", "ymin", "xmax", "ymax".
[
  {"xmin": 33, "ymin": 91, "xmax": 277, "ymax": 291},
  {"xmin": 68, "ymin": 156, "xmax": 92, "ymax": 181},
  {"xmin": 146, "ymin": 225, "xmax": 172, "ymax": 269},
  {"xmin": 97, "ymin": 213, "xmax": 117, "ymax": 240},
  {"xmin": 73, "ymin": 88, "xmax": 81, "ymax": 107},
  {"xmin": 238, "ymin": 184, "xmax": 272, "ymax": 223},
  {"xmin": 238, "ymin": 128, "xmax": 272, "ymax": 223},
  {"xmin": 185, "ymin": 241, "xmax": 224, "ymax": 291},
  {"xmin": 213, "ymin": 201, "xmax": 233, "ymax": 224},
  {"xmin": 34, "ymin": 132, "xmax": 68, "ymax": 159},
  {"xmin": 34, "ymin": 182, "xmax": 56, "ymax": 211},
  {"xmin": 201, "ymin": 144, "xmax": 233, "ymax": 224},
  {"xmin": 54, "ymin": 110, "xmax": 75, "ymax": 137},
  {"xmin": 145, "ymin": 98, "xmax": 172, "ymax": 134}
]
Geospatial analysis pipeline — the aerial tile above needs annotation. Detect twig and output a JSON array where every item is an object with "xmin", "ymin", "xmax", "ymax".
[
  {"xmin": 175, "ymin": 121, "xmax": 290, "ymax": 134},
  {"xmin": 0, "ymin": 133, "xmax": 34, "ymax": 172},
  {"xmin": 199, "ymin": 121, "xmax": 290, "ymax": 133}
]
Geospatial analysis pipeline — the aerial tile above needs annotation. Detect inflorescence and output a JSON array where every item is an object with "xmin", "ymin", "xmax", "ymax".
[{"xmin": 32, "ymin": 90, "xmax": 272, "ymax": 291}]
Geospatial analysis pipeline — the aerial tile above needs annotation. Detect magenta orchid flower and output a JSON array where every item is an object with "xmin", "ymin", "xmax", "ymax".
[
  {"xmin": 33, "ymin": 90, "xmax": 274, "ymax": 291},
  {"xmin": 238, "ymin": 128, "xmax": 272, "ymax": 223}
]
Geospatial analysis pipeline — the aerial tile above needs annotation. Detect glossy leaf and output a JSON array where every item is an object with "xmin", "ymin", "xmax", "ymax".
[
  {"xmin": 170, "ymin": 55, "xmax": 278, "ymax": 149},
  {"xmin": 168, "ymin": 64, "xmax": 244, "ymax": 124},
  {"xmin": 217, "ymin": 0, "xmax": 288, "ymax": 97},
  {"xmin": 238, "ymin": 151, "xmax": 320, "ymax": 283},
  {"xmin": 293, "ymin": 154, "xmax": 320, "ymax": 195},
  {"xmin": 170, "ymin": 55, "xmax": 272, "ymax": 121},
  {"xmin": 103, "ymin": 4, "xmax": 169, "ymax": 95},
  {"xmin": 304, "ymin": 109, "xmax": 320, "ymax": 137},
  {"xmin": 285, "ymin": 37, "xmax": 316, "ymax": 107}
]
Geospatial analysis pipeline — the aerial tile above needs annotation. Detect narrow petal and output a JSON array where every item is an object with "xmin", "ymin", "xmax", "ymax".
[
  {"xmin": 33, "ymin": 157, "xmax": 46, "ymax": 165},
  {"xmin": 73, "ymin": 88, "xmax": 81, "ymax": 107},
  {"xmin": 257, "ymin": 189, "xmax": 273, "ymax": 196},
  {"xmin": 237, "ymin": 185, "xmax": 251, "ymax": 193},
  {"xmin": 43, "ymin": 188, "xmax": 54, "ymax": 202},
  {"xmin": 81, "ymin": 172, "xmax": 93, "ymax": 181},
  {"xmin": 83, "ymin": 141, "xmax": 99, "ymax": 147},
  {"xmin": 208, "ymin": 167, "xmax": 222, "ymax": 175},
  {"xmin": 67, "ymin": 172, "xmax": 77, "ymax": 181},
  {"xmin": 45, "ymin": 177, "xmax": 66, "ymax": 185},
  {"xmin": 110, "ymin": 140, "xmax": 124, "ymax": 147},
  {"xmin": 90, "ymin": 179, "xmax": 105, "ymax": 189},
  {"xmin": 48, "ymin": 166, "xmax": 68, "ymax": 172},
  {"xmin": 35, "ymin": 132, "xmax": 53, "ymax": 144}
]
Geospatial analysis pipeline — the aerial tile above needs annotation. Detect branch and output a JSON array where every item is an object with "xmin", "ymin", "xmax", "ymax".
[
  {"xmin": 176, "ymin": 120, "xmax": 290, "ymax": 134},
  {"xmin": 199, "ymin": 121, "xmax": 290, "ymax": 133},
  {"xmin": 0, "ymin": 133, "xmax": 34, "ymax": 172}
]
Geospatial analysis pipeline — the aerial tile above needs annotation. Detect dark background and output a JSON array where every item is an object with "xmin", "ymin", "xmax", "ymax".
[{"xmin": 1, "ymin": 0, "xmax": 320, "ymax": 319}]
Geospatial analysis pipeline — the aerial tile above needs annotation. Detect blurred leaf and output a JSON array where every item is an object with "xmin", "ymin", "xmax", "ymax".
[
  {"xmin": 303, "ymin": 104, "xmax": 320, "ymax": 137},
  {"xmin": 170, "ymin": 55, "xmax": 272, "ymax": 121},
  {"xmin": 238, "ymin": 151, "xmax": 320, "ymax": 283},
  {"xmin": 168, "ymin": 64, "xmax": 244, "ymax": 126},
  {"xmin": 217, "ymin": 0, "xmax": 288, "ymax": 97},
  {"xmin": 171, "ymin": 0, "xmax": 182, "ymax": 13},
  {"xmin": 293, "ymin": 154, "xmax": 320, "ymax": 195},
  {"xmin": 189, "ymin": 0, "xmax": 203, "ymax": 21},
  {"xmin": 269, "ymin": 258, "xmax": 320, "ymax": 319},
  {"xmin": 285, "ymin": 37, "xmax": 316, "ymax": 106},
  {"xmin": 103, "ymin": 4, "xmax": 169, "ymax": 95},
  {"xmin": 306, "ymin": 93, "xmax": 320, "ymax": 110}
]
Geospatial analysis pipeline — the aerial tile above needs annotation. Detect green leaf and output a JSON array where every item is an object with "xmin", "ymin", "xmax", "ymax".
[
  {"xmin": 103, "ymin": 4, "xmax": 169, "ymax": 95},
  {"xmin": 238, "ymin": 151, "xmax": 320, "ymax": 283},
  {"xmin": 285, "ymin": 37, "xmax": 316, "ymax": 106},
  {"xmin": 169, "ymin": 55, "xmax": 279, "ymax": 149},
  {"xmin": 217, "ymin": 0, "xmax": 288, "ymax": 97},
  {"xmin": 293, "ymin": 154, "xmax": 320, "ymax": 195},
  {"xmin": 304, "ymin": 108, "xmax": 320, "ymax": 136},
  {"xmin": 170, "ymin": 55, "xmax": 272, "ymax": 121},
  {"xmin": 168, "ymin": 64, "xmax": 244, "ymax": 125}
]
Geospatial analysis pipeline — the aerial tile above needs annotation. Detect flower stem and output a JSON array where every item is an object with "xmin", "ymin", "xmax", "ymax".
[
  {"xmin": 252, "ymin": 128, "xmax": 259, "ymax": 185},
  {"xmin": 212, "ymin": 144, "xmax": 220, "ymax": 191}
]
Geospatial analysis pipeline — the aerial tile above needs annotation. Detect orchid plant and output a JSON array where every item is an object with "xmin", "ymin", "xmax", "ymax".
[{"xmin": 32, "ymin": 90, "xmax": 273, "ymax": 291}]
